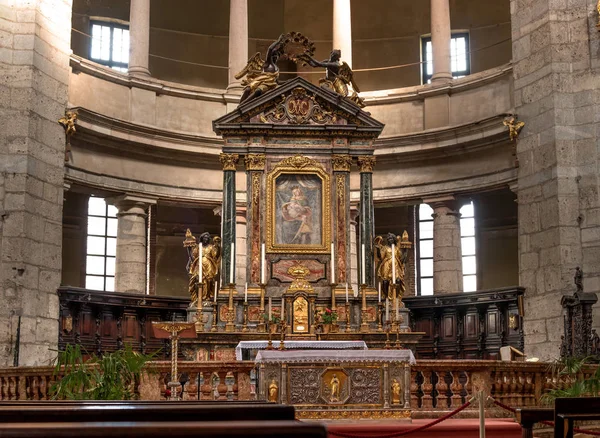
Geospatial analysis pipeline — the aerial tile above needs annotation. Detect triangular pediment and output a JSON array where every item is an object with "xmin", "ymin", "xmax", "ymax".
[{"xmin": 213, "ymin": 77, "xmax": 384, "ymax": 138}]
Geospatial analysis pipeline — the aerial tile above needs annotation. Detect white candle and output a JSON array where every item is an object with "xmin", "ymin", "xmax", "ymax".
[
  {"xmin": 244, "ymin": 282, "xmax": 248, "ymax": 303},
  {"xmin": 261, "ymin": 243, "xmax": 266, "ymax": 284},
  {"xmin": 391, "ymin": 243, "xmax": 396, "ymax": 283},
  {"xmin": 354, "ymin": 284, "xmax": 358, "ymax": 298},
  {"xmin": 345, "ymin": 283, "xmax": 349, "ymax": 303},
  {"xmin": 331, "ymin": 243, "xmax": 335, "ymax": 284},
  {"xmin": 199, "ymin": 243, "xmax": 203, "ymax": 285},
  {"xmin": 214, "ymin": 281, "xmax": 218, "ymax": 303},
  {"xmin": 361, "ymin": 244, "xmax": 366, "ymax": 285},
  {"xmin": 386, "ymin": 298, "xmax": 390, "ymax": 321},
  {"xmin": 378, "ymin": 282, "xmax": 381, "ymax": 303},
  {"xmin": 230, "ymin": 243, "xmax": 235, "ymax": 284},
  {"xmin": 268, "ymin": 297, "xmax": 272, "ymax": 320}
]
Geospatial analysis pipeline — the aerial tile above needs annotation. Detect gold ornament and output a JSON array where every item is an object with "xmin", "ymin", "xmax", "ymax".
[
  {"xmin": 503, "ymin": 116, "xmax": 525, "ymax": 142},
  {"xmin": 245, "ymin": 154, "xmax": 266, "ymax": 171},
  {"xmin": 219, "ymin": 153, "xmax": 240, "ymax": 171},
  {"xmin": 357, "ymin": 156, "xmax": 376, "ymax": 173},
  {"xmin": 332, "ymin": 155, "xmax": 352, "ymax": 172},
  {"xmin": 275, "ymin": 154, "xmax": 324, "ymax": 170},
  {"xmin": 58, "ymin": 110, "xmax": 77, "ymax": 162}
]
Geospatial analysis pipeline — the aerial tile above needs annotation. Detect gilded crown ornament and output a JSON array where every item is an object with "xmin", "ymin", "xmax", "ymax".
[
  {"xmin": 220, "ymin": 153, "xmax": 240, "ymax": 171},
  {"xmin": 332, "ymin": 155, "xmax": 353, "ymax": 172},
  {"xmin": 357, "ymin": 156, "xmax": 376, "ymax": 173},
  {"xmin": 276, "ymin": 154, "xmax": 323, "ymax": 170},
  {"xmin": 287, "ymin": 262, "xmax": 314, "ymax": 292},
  {"xmin": 245, "ymin": 154, "xmax": 266, "ymax": 171}
]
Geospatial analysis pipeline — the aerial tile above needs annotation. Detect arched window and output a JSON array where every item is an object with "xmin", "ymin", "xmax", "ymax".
[{"xmin": 90, "ymin": 21, "xmax": 130, "ymax": 72}]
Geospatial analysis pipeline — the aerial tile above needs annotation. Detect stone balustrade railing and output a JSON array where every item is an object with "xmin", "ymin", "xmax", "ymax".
[{"xmin": 2, "ymin": 360, "xmax": 591, "ymax": 417}]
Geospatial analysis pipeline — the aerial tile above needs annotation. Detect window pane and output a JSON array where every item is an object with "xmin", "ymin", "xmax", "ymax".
[
  {"xmin": 86, "ymin": 256, "xmax": 105, "ymax": 275},
  {"xmin": 112, "ymin": 28, "xmax": 123, "ymax": 62},
  {"xmin": 105, "ymin": 276, "xmax": 115, "ymax": 292},
  {"xmin": 460, "ymin": 218, "xmax": 475, "ymax": 237},
  {"xmin": 86, "ymin": 275, "xmax": 104, "ymax": 291},
  {"xmin": 420, "ymin": 278, "xmax": 434, "ymax": 296},
  {"xmin": 105, "ymin": 257, "xmax": 116, "ymax": 276},
  {"xmin": 101, "ymin": 25, "xmax": 110, "ymax": 60},
  {"xmin": 107, "ymin": 204, "xmax": 118, "ymax": 218},
  {"xmin": 121, "ymin": 29, "xmax": 129, "ymax": 64},
  {"xmin": 106, "ymin": 237, "xmax": 116, "ymax": 256},
  {"xmin": 456, "ymin": 37, "xmax": 467, "ymax": 71},
  {"xmin": 462, "ymin": 255, "xmax": 477, "ymax": 275},
  {"xmin": 420, "ymin": 258, "xmax": 433, "ymax": 277},
  {"xmin": 461, "ymin": 236, "xmax": 476, "ymax": 256},
  {"xmin": 419, "ymin": 203, "xmax": 433, "ymax": 219},
  {"xmin": 420, "ymin": 239, "xmax": 433, "ymax": 258},
  {"xmin": 463, "ymin": 275, "xmax": 477, "ymax": 292},
  {"xmin": 88, "ymin": 217, "xmax": 106, "ymax": 236},
  {"xmin": 450, "ymin": 38, "xmax": 457, "ymax": 72},
  {"xmin": 88, "ymin": 197, "xmax": 106, "ymax": 216},
  {"xmin": 107, "ymin": 218, "xmax": 118, "ymax": 237},
  {"xmin": 91, "ymin": 24, "xmax": 102, "ymax": 60},
  {"xmin": 460, "ymin": 202, "xmax": 474, "ymax": 218},
  {"xmin": 419, "ymin": 220, "xmax": 433, "ymax": 239},
  {"xmin": 87, "ymin": 236, "xmax": 106, "ymax": 256}
]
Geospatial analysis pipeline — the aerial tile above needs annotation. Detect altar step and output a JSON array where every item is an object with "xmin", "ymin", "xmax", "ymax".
[{"xmin": 326, "ymin": 418, "xmax": 521, "ymax": 438}]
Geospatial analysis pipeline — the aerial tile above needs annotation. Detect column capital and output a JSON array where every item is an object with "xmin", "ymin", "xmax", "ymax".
[
  {"xmin": 357, "ymin": 156, "xmax": 376, "ymax": 173},
  {"xmin": 244, "ymin": 154, "xmax": 266, "ymax": 171},
  {"xmin": 423, "ymin": 196, "xmax": 460, "ymax": 217},
  {"xmin": 220, "ymin": 153, "xmax": 240, "ymax": 171},
  {"xmin": 106, "ymin": 194, "xmax": 157, "ymax": 214},
  {"xmin": 332, "ymin": 154, "xmax": 352, "ymax": 172}
]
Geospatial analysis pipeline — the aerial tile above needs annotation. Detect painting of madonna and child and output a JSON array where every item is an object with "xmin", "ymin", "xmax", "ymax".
[{"xmin": 275, "ymin": 174, "xmax": 323, "ymax": 247}]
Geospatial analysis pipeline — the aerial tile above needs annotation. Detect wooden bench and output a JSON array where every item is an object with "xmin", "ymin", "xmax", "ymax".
[
  {"xmin": 0, "ymin": 421, "xmax": 328, "ymax": 437},
  {"xmin": 554, "ymin": 397, "xmax": 600, "ymax": 438},
  {"xmin": 0, "ymin": 403, "xmax": 296, "ymax": 423},
  {"xmin": 515, "ymin": 407, "xmax": 553, "ymax": 438}
]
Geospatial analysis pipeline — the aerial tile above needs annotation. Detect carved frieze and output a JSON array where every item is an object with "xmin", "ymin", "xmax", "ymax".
[{"xmin": 260, "ymin": 87, "xmax": 337, "ymax": 125}]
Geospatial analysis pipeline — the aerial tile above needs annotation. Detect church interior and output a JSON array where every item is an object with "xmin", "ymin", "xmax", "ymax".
[{"xmin": 1, "ymin": 0, "xmax": 600, "ymax": 436}]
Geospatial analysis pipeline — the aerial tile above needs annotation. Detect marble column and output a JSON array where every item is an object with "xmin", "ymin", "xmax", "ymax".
[
  {"xmin": 425, "ymin": 196, "xmax": 463, "ymax": 294},
  {"xmin": 244, "ymin": 154, "xmax": 266, "ymax": 285},
  {"xmin": 227, "ymin": 0, "xmax": 248, "ymax": 91},
  {"xmin": 430, "ymin": 0, "xmax": 452, "ymax": 83},
  {"xmin": 357, "ymin": 156, "xmax": 376, "ymax": 288},
  {"xmin": 332, "ymin": 155, "xmax": 352, "ymax": 286},
  {"xmin": 220, "ymin": 154, "xmax": 239, "ymax": 285},
  {"xmin": 349, "ymin": 206, "xmax": 359, "ymax": 297},
  {"xmin": 333, "ymin": 0, "xmax": 352, "ymax": 67},
  {"xmin": 109, "ymin": 195, "xmax": 156, "ymax": 294},
  {"xmin": 128, "ymin": 0, "xmax": 151, "ymax": 77}
]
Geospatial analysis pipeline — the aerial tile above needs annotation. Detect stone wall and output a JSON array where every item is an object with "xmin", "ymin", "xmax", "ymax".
[
  {"xmin": 0, "ymin": 0, "xmax": 72, "ymax": 366},
  {"xmin": 512, "ymin": 0, "xmax": 600, "ymax": 359}
]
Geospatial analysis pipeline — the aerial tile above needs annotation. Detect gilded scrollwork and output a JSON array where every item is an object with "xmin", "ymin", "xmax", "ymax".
[
  {"xmin": 245, "ymin": 154, "xmax": 266, "ymax": 171},
  {"xmin": 250, "ymin": 172, "xmax": 262, "ymax": 283},
  {"xmin": 357, "ymin": 156, "xmax": 376, "ymax": 173},
  {"xmin": 295, "ymin": 409, "xmax": 411, "ymax": 420},
  {"xmin": 332, "ymin": 155, "xmax": 352, "ymax": 172},
  {"xmin": 260, "ymin": 87, "xmax": 337, "ymax": 125},
  {"xmin": 289, "ymin": 368, "xmax": 321, "ymax": 404},
  {"xmin": 274, "ymin": 154, "xmax": 325, "ymax": 170},
  {"xmin": 219, "ymin": 153, "xmax": 240, "ymax": 171},
  {"xmin": 347, "ymin": 368, "xmax": 381, "ymax": 405}
]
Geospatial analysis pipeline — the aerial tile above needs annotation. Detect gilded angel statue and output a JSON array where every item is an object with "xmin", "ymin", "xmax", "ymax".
[
  {"xmin": 235, "ymin": 34, "xmax": 286, "ymax": 103},
  {"xmin": 184, "ymin": 229, "xmax": 221, "ymax": 306},
  {"xmin": 374, "ymin": 231, "xmax": 412, "ymax": 300},
  {"xmin": 503, "ymin": 116, "xmax": 525, "ymax": 142},
  {"xmin": 301, "ymin": 49, "xmax": 365, "ymax": 108}
]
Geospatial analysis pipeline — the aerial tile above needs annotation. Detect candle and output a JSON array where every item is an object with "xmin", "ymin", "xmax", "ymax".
[
  {"xmin": 391, "ymin": 243, "xmax": 396, "ymax": 283},
  {"xmin": 199, "ymin": 243, "xmax": 203, "ymax": 285},
  {"xmin": 281, "ymin": 297, "xmax": 285, "ymax": 319},
  {"xmin": 229, "ymin": 243, "xmax": 235, "ymax": 284},
  {"xmin": 244, "ymin": 282, "xmax": 248, "ymax": 303},
  {"xmin": 378, "ymin": 282, "xmax": 381, "ymax": 303},
  {"xmin": 268, "ymin": 297, "xmax": 272, "ymax": 320},
  {"xmin": 386, "ymin": 298, "xmax": 390, "ymax": 322},
  {"xmin": 261, "ymin": 243, "xmax": 266, "ymax": 284},
  {"xmin": 214, "ymin": 281, "xmax": 218, "ymax": 302},
  {"xmin": 345, "ymin": 283, "xmax": 349, "ymax": 303},
  {"xmin": 361, "ymin": 244, "xmax": 366, "ymax": 285},
  {"xmin": 331, "ymin": 243, "xmax": 335, "ymax": 284},
  {"xmin": 354, "ymin": 284, "xmax": 358, "ymax": 298}
]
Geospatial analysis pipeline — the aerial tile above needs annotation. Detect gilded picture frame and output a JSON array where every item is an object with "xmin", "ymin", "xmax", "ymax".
[{"xmin": 266, "ymin": 156, "xmax": 331, "ymax": 254}]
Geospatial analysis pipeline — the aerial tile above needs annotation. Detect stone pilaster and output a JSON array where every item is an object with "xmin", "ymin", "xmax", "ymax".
[
  {"xmin": 333, "ymin": 155, "xmax": 352, "ymax": 285},
  {"xmin": 128, "ymin": 0, "xmax": 151, "ymax": 77},
  {"xmin": 357, "ymin": 156, "xmax": 376, "ymax": 287},
  {"xmin": 425, "ymin": 196, "xmax": 463, "ymax": 294},
  {"xmin": 511, "ymin": 0, "xmax": 600, "ymax": 359},
  {"xmin": 220, "ymin": 154, "xmax": 239, "ymax": 285},
  {"xmin": 245, "ymin": 154, "xmax": 265, "ymax": 286},
  {"xmin": 235, "ymin": 207, "xmax": 247, "ymax": 286},
  {"xmin": 333, "ymin": 0, "xmax": 352, "ymax": 67},
  {"xmin": 0, "ymin": 0, "xmax": 73, "ymax": 366},
  {"xmin": 227, "ymin": 0, "xmax": 248, "ymax": 91},
  {"xmin": 109, "ymin": 195, "xmax": 156, "ymax": 294},
  {"xmin": 430, "ymin": 0, "xmax": 452, "ymax": 83}
]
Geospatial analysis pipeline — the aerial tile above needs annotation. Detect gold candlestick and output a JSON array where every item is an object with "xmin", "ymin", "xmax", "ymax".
[
  {"xmin": 345, "ymin": 301, "xmax": 352, "ymax": 332},
  {"xmin": 258, "ymin": 284, "xmax": 266, "ymax": 333},
  {"xmin": 377, "ymin": 301, "xmax": 384, "ymax": 332},
  {"xmin": 225, "ymin": 284, "xmax": 235, "ymax": 332},
  {"xmin": 395, "ymin": 326, "xmax": 402, "ymax": 349},
  {"xmin": 385, "ymin": 325, "xmax": 392, "ymax": 350},
  {"xmin": 210, "ymin": 302, "xmax": 218, "ymax": 332},
  {"xmin": 279, "ymin": 320, "xmax": 287, "ymax": 350},
  {"xmin": 360, "ymin": 284, "xmax": 369, "ymax": 333},
  {"xmin": 266, "ymin": 322, "xmax": 274, "ymax": 350},
  {"xmin": 242, "ymin": 302, "xmax": 249, "ymax": 332}
]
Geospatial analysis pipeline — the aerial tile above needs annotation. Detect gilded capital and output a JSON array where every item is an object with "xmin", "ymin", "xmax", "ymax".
[
  {"xmin": 357, "ymin": 156, "xmax": 376, "ymax": 173},
  {"xmin": 332, "ymin": 155, "xmax": 352, "ymax": 172},
  {"xmin": 244, "ymin": 154, "xmax": 266, "ymax": 171},
  {"xmin": 220, "ymin": 153, "xmax": 240, "ymax": 171}
]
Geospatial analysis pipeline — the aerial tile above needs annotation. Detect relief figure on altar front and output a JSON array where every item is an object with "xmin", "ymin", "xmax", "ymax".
[
  {"xmin": 391, "ymin": 379, "xmax": 402, "ymax": 405},
  {"xmin": 276, "ymin": 174, "xmax": 322, "ymax": 246},
  {"xmin": 374, "ymin": 231, "xmax": 412, "ymax": 301},
  {"xmin": 268, "ymin": 379, "xmax": 279, "ymax": 402},
  {"xmin": 184, "ymin": 230, "xmax": 221, "ymax": 306},
  {"xmin": 330, "ymin": 373, "xmax": 340, "ymax": 402}
]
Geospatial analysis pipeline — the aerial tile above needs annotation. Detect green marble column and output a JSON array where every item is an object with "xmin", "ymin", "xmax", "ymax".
[
  {"xmin": 358, "ymin": 156, "xmax": 376, "ymax": 287},
  {"xmin": 220, "ymin": 153, "xmax": 239, "ymax": 285}
]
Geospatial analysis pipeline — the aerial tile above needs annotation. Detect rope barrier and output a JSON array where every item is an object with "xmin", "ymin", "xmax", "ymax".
[
  {"xmin": 488, "ymin": 396, "xmax": 600, "ymax": 437},
  {"xmin": 327, "ymin": 398, "xmax": 473, "ymax": 438}
]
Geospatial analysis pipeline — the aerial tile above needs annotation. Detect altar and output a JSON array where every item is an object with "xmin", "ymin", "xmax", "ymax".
[
  {"xmin": 256, "ymin": 349, "xmax": 414, "ymax": 420},
  {"xmin": 235, "ymin": 340, "xmax": 367, "ymax": 360}
]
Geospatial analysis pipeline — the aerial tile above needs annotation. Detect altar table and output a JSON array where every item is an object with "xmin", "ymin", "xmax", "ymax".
[
  {"xmin": 256, "ymin": 349, "xmax": 414, "ymax": 420},
  {"xmin": 235, "ymin": 340, "xmax": 367, "ymax": 361}
]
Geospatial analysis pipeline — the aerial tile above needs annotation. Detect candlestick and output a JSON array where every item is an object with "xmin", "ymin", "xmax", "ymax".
[
  {"xmin": 377, "ymin": 301, "xmax": 384, "ymax": 332},
  {"xmin": 345, "ymin": 301, "xmax": 351, "ymax": 332},
  {"xmin": 331, "ymin": 283, "xmax": 336, "ymax": 310},
  {"xmin": 214, "ymin": 281, "xmax": 218, "ymax": 303},
  {"xmin": 361, "ymin": 244, "xmax": 366, "ymax": 284},
  {"xmin": 268, "ymin": 297, "xmax": 272, "ymax": 320},
  {"xmin": 386, "ymin": 298, "xmax": 390, "ymax": 322},
  {"xmin": 345, "ymin": 283, "xmax": 349, "ymax": 303},
  {"xmin": 391, "ymin": 243, "xmax": 396, "ymax": 283},
  {"xmin": 258, "ymin": 285, "xmax": 266, "ymax": 333},
  {"xmin": 229, "ymin": 243, "xmax": 235, "ymax": 285},
  {"xmin": 261, "ymin": 243, "xmax": 266, "ymax": 285},
  {"xmin": 199, "ymin": 243, "xmax": 203, "ymax": 293},
  {"xmin": 281, "ymin": 297, "xmax": 285, "ymax": 322},
  {"xmin": 244, "ymin": 282, "xmax": 248, "ymax": 303},
  {"xmin": 331, "ymin": 243, "xmax": 335, "ymax": 284},
  {"xmin": 378, "ymin": 282, "xmax": 381, "ymax": 303},
  {"xmin": 242, "ymin": 302, "xmax": 249, "ymax": 332},
  {"xmin": 395, "ymin": 295, "xmax": 399, "ymax": 320},
  {"xmin": 210, "ymin": 302, "xmax": 218, "ymax": 332},
  {"xmin": 225, "ymin": 285, "xmax": 235, "ymax": 332},
  {"xmin": 360, "ymin": 285, "xmax": 369, "ymax": 333}
]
